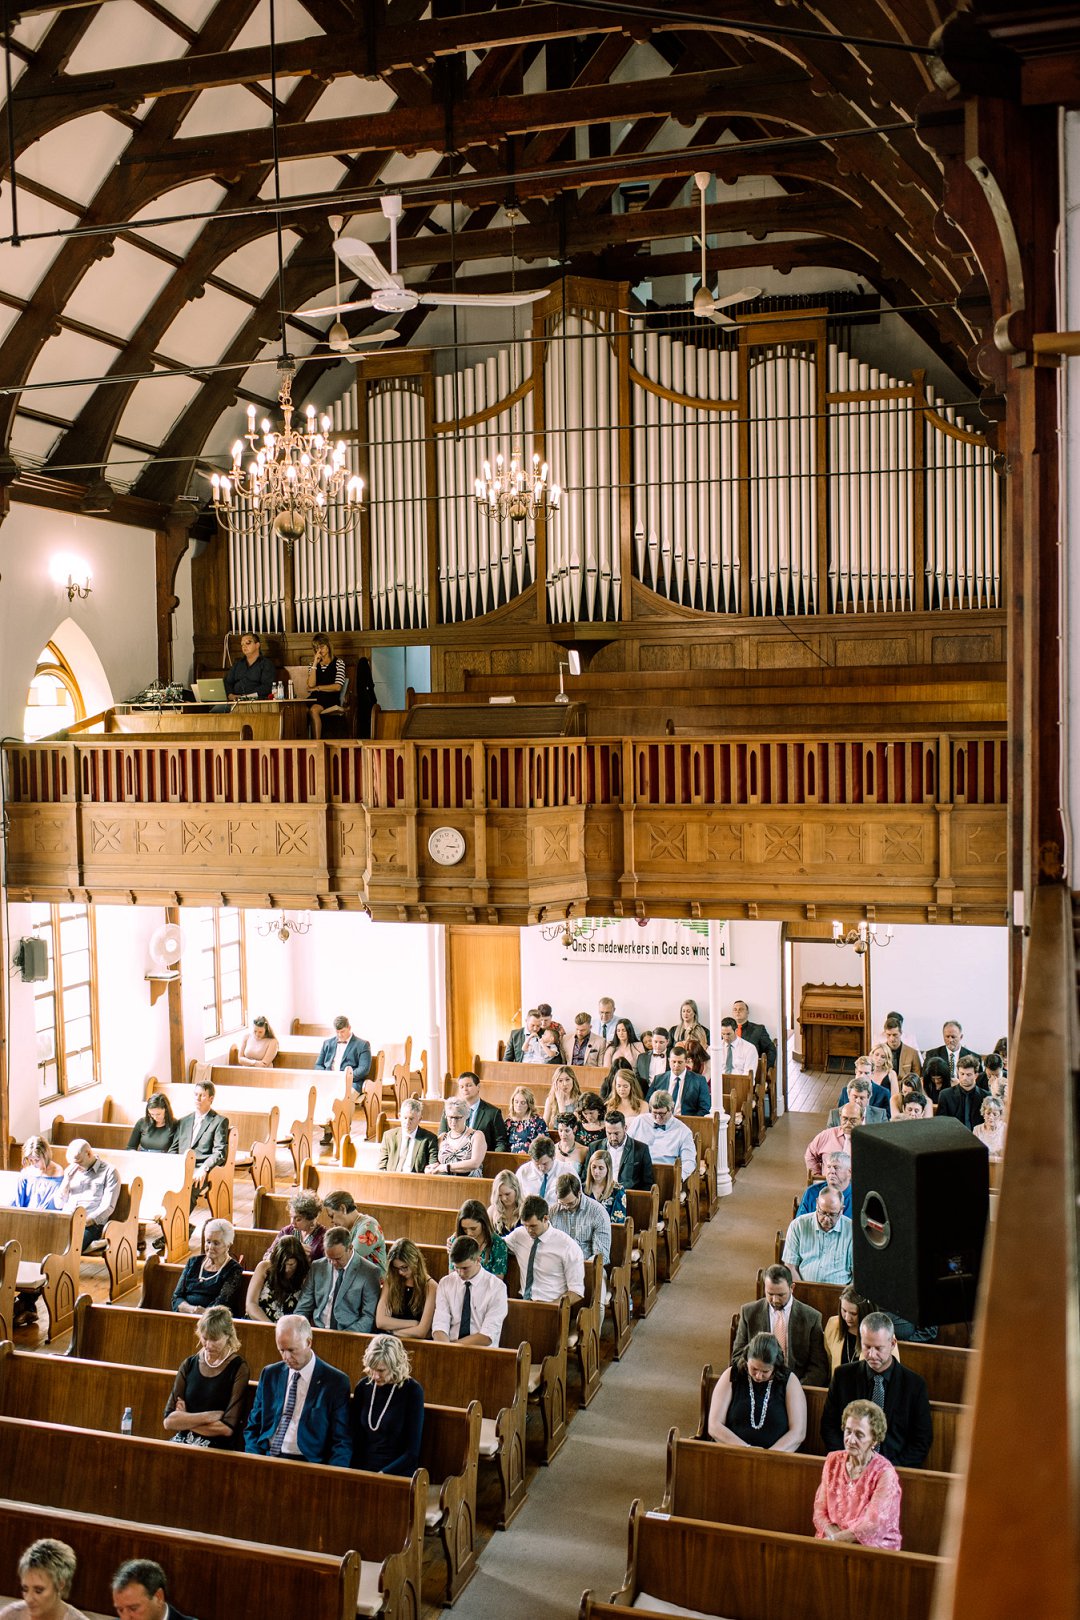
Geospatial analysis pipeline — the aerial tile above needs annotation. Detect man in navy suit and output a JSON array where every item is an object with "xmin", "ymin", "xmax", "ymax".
[
  {"xmin": 314, "ymin": 1014, "xmax": 372, "ymax": 1094},
  {"xmin": 923, "ymin": 1019, "xmax": 980, "ymax": 1084},
  {"xmin": 647, "ymin": 1043, "xmax": 711, "ymax": 1116},
  {"xmin": 112, "ymin": 1558, "xmax": 201, "ymax": 1620},
  {"xmin": 244, "ymin": 1314, "xmax": 352, "ymax": 1466},
  {"xmin": 439, "ymin": 1072, "xmax": 509, "ymax": 1152}
]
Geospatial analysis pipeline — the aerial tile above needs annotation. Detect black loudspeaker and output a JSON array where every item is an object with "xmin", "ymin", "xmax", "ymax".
[
  {"xmin": 15, "ymin": 937, "xmax": 48, "ymax": 982},
  {"xmin": 851, "ymin": 1117, "xmax": 989, "ymax": 1326}
]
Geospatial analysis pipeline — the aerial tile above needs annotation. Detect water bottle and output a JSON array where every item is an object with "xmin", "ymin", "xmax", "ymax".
[
  {"xmin": 287, "ymin": 678, "xmax": 294, "ymax": 699},
  {"xmin": 121, "ymin": 1407, "xmax": 133, "ymax": 1436}
]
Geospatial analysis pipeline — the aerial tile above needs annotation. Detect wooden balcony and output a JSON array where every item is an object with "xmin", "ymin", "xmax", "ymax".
[{"xmin": 2, "ymin": 733, "xmax": 1007, "ymax": 922}]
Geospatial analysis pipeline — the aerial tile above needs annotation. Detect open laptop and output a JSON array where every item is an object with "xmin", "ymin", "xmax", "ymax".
[
  {"xmin": 194, "ymin": 677, "xmax": 227, "ymax": 702},
  {"xmin": 285, "ymin": 664, "xmax": 312, "ymax": 698}
]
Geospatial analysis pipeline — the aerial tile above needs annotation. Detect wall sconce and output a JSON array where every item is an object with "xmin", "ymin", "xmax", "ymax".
[
  {"xmin": 50, "ymin": 553, "xmax": 92, "ymax": 602},
  {"xmin": 257, "ymin": 909, "xmax": 312, "ymax": 944},
  {"xmin": 832, "ymin": 920, "xmax": 893, "ymax": 955}
]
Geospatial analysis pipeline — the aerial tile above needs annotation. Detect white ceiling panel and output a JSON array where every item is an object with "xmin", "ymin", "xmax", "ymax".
[
  {"xmin": 216, "ymin": 228, "xmax": 300, "ymax": 299},
  {"xmin": 10, "ymin": 414, "xmax": 62, "ymax": 466},
  {"xmin": 25, "ymin": 329, "xmax": 120, "ymax": 421},
  {"xmin": 19, "ymin": 113, "xmax": 133, "ymax": 208},
  {"xmin": 129, "ymin": 180, "xmax": 228, "ymax": 258},
  {"xmin": 379, "ymin": 149, "xmax": 442, "ymax": 188},
  {"xmin": 308, "ymin": 74, "xmax": 396, "ymax": 122},
  {"xmin": 257, "ymin": 156, "xmax": 346, "ymax": 201},
  {"xmin": 232, "ymin": 0, "xmax": 323, "ymax": 48},
  {"xmin": 115, "ymin": 372, "xmax": 202, "ymax": 446},
  {"xmin": 65, "ymin": 3, "xmax": 185, "ymax": 73},
  {"xmin": 159, "ymin": 284, "xmax": 253, "ymax": 367},
  {"xmin": 103, "ymin": 444, "xmax": 153, "ymax": 491},
  {"xmin": 177, "ymin": 84, "xmax": 271, "ymax": 138},
  {"xmin": 11, "ymin": 11, "xmax": 56, "ymax": 52},
  {"xmin": 156, "ymin": 0, "xmax": 221, "ymax": 31},
  {"xmin": 62, "ymin": 240, "xmax": 177, "ymax": 341},
  {"xmin": 0, "ymin": 196, "xmax": 78, "ymax": 297}
]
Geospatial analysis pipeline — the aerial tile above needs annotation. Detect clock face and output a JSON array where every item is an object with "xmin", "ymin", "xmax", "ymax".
[{"xmin": 427, "ymin": 826, "xmax": 466, "ymax": 867}]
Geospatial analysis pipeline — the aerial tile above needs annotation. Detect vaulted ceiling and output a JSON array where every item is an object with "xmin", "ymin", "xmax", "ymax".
[{"xmin": 0, "ymin": 0, "xmax": 1036, "ymax": 519}]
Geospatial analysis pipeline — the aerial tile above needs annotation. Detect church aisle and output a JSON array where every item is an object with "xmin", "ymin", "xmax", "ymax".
[{"xmin": 449, "ymin": 1106, "xmax": 825, "ymax": 1620}]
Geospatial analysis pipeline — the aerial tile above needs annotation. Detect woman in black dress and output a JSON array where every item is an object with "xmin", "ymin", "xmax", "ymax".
[
  {"xmin": 351, "ymin": 1334, "xmax": 425, "ymax": 1477},
  {"xmin": 706, "ymin": 1332, "xmax": 807, "ymax": 1451},
  {"xmin": 126, "ymin": 1093, "xmax": 177, "ymax": 1152},
  {"xmin": 171, "ymin": 1219, "xmax": 245, "ymax": 1315},
  {"xmin": 163, "ymin": 1305, "xmax": 249, "ymax": 1449}
]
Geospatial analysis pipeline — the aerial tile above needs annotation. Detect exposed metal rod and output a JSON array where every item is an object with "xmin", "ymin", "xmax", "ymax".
[{"xmin": 2, "ymin": 0, "xmax": 19, "ymax": 246}]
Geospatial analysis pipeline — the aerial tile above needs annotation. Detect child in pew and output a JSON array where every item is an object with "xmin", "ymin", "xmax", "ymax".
[
  {"xmin": 163, "ymin": 1305, "xmax": 249, "ymax": 1450},
  {"xmin": 0, "ymin": 1538, "xmax": 86, "ymax": 1620}
]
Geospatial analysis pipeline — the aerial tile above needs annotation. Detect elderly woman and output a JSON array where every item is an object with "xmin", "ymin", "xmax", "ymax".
[
  {"xmin": 707, "ymin": 1332, "xmax": 807, "ymax": 1452},
  {"xmin": 275, "ymin": 1190, "xmax": 327, "ymax": 1260},
  {"xmin": 669, "ymin": 998, "xmax": 709, "ymax": 1049},
  {"xmin": 245, "ymin": 1233, "xmax": 310, "ymax": 1324},
  {"xmin": 428, "ymin": 1098, "xmax": 487, "ymax": 1176},
  {"xmin": 350, "ymin": 1333, "xmax": 425, "ymax": 1476},
  {"xmin": 552, "ymin": 1114, "xmax": 585, "ymax": 1176},
  {"xmin": 235, "ymin": 1015, "xmax": 279, "ymax": 1068},
  {"xmin": 13, "ymin": 1136, "xmax": 64, "ymax": 1210},
  {"xmin": 447, "ymin": 1200, "xmax": 509, "ymax": 1279},
  {"xmin": 824, "ymin": 1286, "xmax": 877, "ymax": 1371},
  {"xmin": 163, "ymin": 1304, "xmax": 249, "ymax": 1449},
  {"xmin": 171, "ymin": 1219, "xmax": 245, "ymax": 1315},
  {"xmin": 974, "ymin": 1095, "xmax": 1007, "ymax": 1160},
  {"xmin": 543, "ymin": 1066, "xmax": 583, "ymax": 1128},
  {"xmin": 322, "ymin": 1189, "xmax": 388, "ymax": 1274},
  {"xmin": 603, "ymin": 1018, "xmax": 645, "ymax": 1068},
  {"xmin": 488, "ymin": 1169, "xmax": 524, "ymax": 1235},
  {"xmin": 376, "ymin": 1238, "xmax": 437, "ymax": 1339},
  {"xmin": 126, "ymin": 1093, "xmax": 177, "ymax": 1152},
  {"xmin": 0, "ymin": 1539, "xmax": 86, "ymax": 1620},
  {"xmin": 813, "ymin": 1398, "xmax": 902, "ymax": 1548},
  {"xmin": 505, "ymin": 1085, "xmax": 545, "ymax": 1154},
  {"xmin": 584, "ymin": 1148, "xmax": 627, "ymax": 1225}
]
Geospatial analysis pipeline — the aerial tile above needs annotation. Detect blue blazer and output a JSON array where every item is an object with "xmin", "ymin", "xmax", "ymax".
[
  {"xmin": 315, "ymin": 1034, "xmax": 371, "ymax": 1086},
  {"xmin": 647, "ymin": 1070, "xmax": 712, "ymax": 1116},
  {"xmin": 244, "ymin": 1356, "xmax": 352, "ymax": 1467}
]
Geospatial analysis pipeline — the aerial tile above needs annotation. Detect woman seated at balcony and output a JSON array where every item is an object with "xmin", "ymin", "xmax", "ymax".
[
  {"xmin": 307, "ymin": 634, "xmax": 347, "ymax": 740},
  {"xmin": 12, "ymin": 1136, "xmax": 64, "ymax": 1210},
  {"xmin": 488, "ymin": 1170, "xmax": 524, "ymax": 1236},
  {"xmin": 543, "ymin": 1066, "xmax": 583, "ymax": 1128},
  {"xmin": 427, "ymin": 1099, "xmax": 487, "ymax": 1177},
  {"xmin": 126, "ymin": 1093, "xmax": 177, "ymax": 1153},
  {"xmin": 601, "ymin": 1064, "xmax": 650, "ymax": 1125},
  {"xmin": 235, "ymin": 1015, "xmax": 279, "ymax": 1067},
  {"xmin": 245, "ymin": 1234, "xmax": 310, "ymax": 1324},
  {"xmin": 602, "ymin": 1018, "xmax": 644, "ymax": 1068},
  {"xmin": 505, "ymin": 1085, "xmax": 545, "ymax": 1153},
  {"xmin": 668, "ymin": 998, "xmax": 710, "ymax": 1049}
]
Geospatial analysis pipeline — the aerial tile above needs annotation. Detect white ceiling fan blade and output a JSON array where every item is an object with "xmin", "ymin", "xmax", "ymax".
[
  {"xmin": 421, "ymin": 288, "xmax": 551, "ymax": 308},
  {"xmin": 296, "ymin": 296, "xmax": 377, "ymax": 317},
  {"xmin": 712, "ymin": 284, "xmax": 762, "ymax": 310},
  {"xmin": 347, "ymin": 329, "xmax": 399, "ymax": 346},
  {"xmin": 703, "ymin": 306, "xmax": 738, "ymax": 327},
  {"xmin": 333, "ymin": 235, "xmax": 399, "ymax": 291}
]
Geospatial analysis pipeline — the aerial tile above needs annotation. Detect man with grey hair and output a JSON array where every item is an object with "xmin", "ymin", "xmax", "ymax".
[
  {"xmin": 820, "ymin": 1311, "xmax": 933, "ymax": 1466},
  {"xmin": 638, "ymin": 1090, "xmax": 697, "ymax": 1181},
  {"xmin": 828, "ymin": 1076, "xmax": 889, "ymax": 1126},
  {"xmin": 58, "ymin": 1137, "xmax": 119, "ymax": 1250},
  {"xmin": 112, "ymin": 1559, "xmax": 199, "ymax": 1620},
  {"xmin": 170, "ymin": 1079, "xmax": 230, "ymax": 1208},
  {"xmin": 244, "ymin": 1312, "xmax": 351, "ymax": 1464},
  {"xmin": 795, "ymin": 1150, "xmax": 853, "ymax": 1218},
  {"xmin": 782, "ymin": 1188, "xmax": 852, "ymax": 1285},
  {"xmin": 378, "ymin": 1096, "xmax": 438, "ymax": 1172},
  {"xmin": 295, "ymin": 1225, "xmax": 379, "ymax": 1333}
]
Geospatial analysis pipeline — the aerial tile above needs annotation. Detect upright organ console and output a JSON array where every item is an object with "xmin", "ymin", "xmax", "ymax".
[{"xmin": 798, "ymin": 982, "xmax": 866, "ymax": 1071}]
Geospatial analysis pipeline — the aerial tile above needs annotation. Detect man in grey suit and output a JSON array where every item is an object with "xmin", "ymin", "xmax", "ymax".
[
  {"xmin": 505, "ymin": 1009, "xmax": 541, "ymax": 1062},
  {"xmin": 378, "ymin": 1096, "xmax": 438, "ymax": 1173},
  {"xmin": 170, "ymin": 1079, "xmax": 230, "ymax": 1208},
  {"xmin": 730, "ymin": 1262, "xmax": 830, "ymax": 1387},
  {"xmin": 295, "ymin": 1225, "xmax": 380, "ymax": 1332}
]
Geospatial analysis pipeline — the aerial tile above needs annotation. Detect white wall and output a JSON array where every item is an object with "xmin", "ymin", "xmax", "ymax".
[
  {"xmin": 869, "ymin": 924, "xmax": 1008, "ymax": 1058},
  {"xmin": 286, "ymin": 913, "xmax": 441, "ymax": 1063},
  {"xmin": 0, "ymin": 503, "xmax": 158, "ymax": 733}
]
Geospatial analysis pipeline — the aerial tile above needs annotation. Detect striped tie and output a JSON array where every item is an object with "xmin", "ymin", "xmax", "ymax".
[{"xmin": 269, "ymin": 1369, "xmax": 300, "ymax": 1456}]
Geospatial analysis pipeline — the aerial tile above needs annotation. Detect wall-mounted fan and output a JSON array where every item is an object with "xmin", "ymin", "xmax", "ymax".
[
  {"xmin": 147, "ymin": 922, "xmax": 184, "ymax": 976},
  {"xmin": 301, "ymin": 194, "xmax": 551, "ymax": 318},
  {"xmin": 690, "ymin": 171, "xmax": 762, "ymax": 326}
]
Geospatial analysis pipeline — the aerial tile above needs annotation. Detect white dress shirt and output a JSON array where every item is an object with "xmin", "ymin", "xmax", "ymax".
[
  {"xmin": 336, "ymin": 1043, "xmax": 351, "ymax": 1070},
  {"xmin": 505, "ymin": 1225, "xmax": 585, "ymax": 1302},
  {"xmin": 717, "ymin": 1036, "xmax": 760, "ymax": 1075},
  {"xmin": 607, "ymin": 1141, "xmax": 625, "ymax": 1183},
  {"xmin": 648, "ymin": 1052, "xmax": 667, "ymax": 1079},
  {"xmin": 279, "ymin": 1352, "xmax": 318, "ymax": 1456},
  {"xmin": 432, "ymin": 1268, "xmax": 508, "ymax": 1344},
  {"xmin": 517, "ymin": 1161, "xmax": 556, "ymax": 1201},
  {"xmin": 637, "ymin": 1116, "xmax": 697, "ymax": 1180}
]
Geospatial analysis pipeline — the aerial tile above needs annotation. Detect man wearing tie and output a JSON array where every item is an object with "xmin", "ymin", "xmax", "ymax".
[
  {"xmin": 295, "ymin": 1226, "xmax": 380, "ymax": 1333},
  {"xmin": 169, "ymin": 1080, "xmax": 230, "ymax": 1210},
  {"xmin": 715, "ymin": 1018, "xmax": 760, "ymax": 1081},
  {"xmin": 647, "ymin": 1042, "xmax": 712, "ymax": 1116},
  {"xmin": 936, "ymin": 1054, "xmax": 991, "ymax": 1129},
  {"xmin": 378, "ymin": 1096, "xmax": 438, "ymax": 1172},
  {"xmin": 506, "ymin": 1196, "xmax": 585, "ymax": 1307},
  {"xmin": 516, "ymin": 1137, "xmax": 557, "ymax": 1201},
  {"xmin": 635, "ymin": 1029, "xmax": 670, "ymax": 1089},
  {"xmin": 596, "ymin": 996, "xmax": 617, "ymax": 1046},
  {"xmin": 314, "ymin": 1014, "xmax": 372, "ymax": 1095},
  {"xmin": 583, "ymin": 1112, "xmax": 653, "ymax": 1191},
  {"xmin": 432, "ymin": 1236, "xmax": 508, "ymax": 1345},
  {"xmin": 730, "ymin": 1263, "xmax": 831, "ymax": 1388},
  {"xmin": 244, "ymin": 1314, "xmax": 352, "ymax": 1465},
  {"xmin": 923, "ymin": 1020, "xmax": 980, "ymax": 1083},
  {"xmin": 820, "ymin": 1313, "xmax": 933, "ymax": 1467},
  {"xmin": 439, "ymin": 1072, "xmax": 509, "ymax": 1152}
]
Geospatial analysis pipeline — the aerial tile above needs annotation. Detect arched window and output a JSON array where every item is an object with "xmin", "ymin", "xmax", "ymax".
[{"xmin": 23, "ymin": 642, "xmax": 84, "ymax": 742}]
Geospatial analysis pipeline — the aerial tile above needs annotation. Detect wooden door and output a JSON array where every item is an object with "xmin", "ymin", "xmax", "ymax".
[{"xmin": 446, "ymin": 926, "xmax": 522, "ymax": 1078}]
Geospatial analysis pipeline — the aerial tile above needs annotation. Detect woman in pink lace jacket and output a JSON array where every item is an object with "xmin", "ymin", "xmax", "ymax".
[{"xmin": 813, "ymin": 1398, "xmax": 903, "ymax": 1550}]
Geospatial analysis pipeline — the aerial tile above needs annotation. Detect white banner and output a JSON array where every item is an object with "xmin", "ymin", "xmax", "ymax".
[{"xmin": 560, "ymin": 918, "xmax": 729, "ymax": 964}]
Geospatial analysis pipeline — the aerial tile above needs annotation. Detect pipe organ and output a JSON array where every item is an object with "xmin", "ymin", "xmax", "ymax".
[{"xmin": 226, "ymin": 280, "xmax": 1001, "ymax": 634}]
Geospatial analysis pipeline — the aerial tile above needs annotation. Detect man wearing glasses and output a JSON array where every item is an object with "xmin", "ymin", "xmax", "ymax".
[
  {"xmin": 638, "ymin": 1090, "xmax": 697, "ymax": 1181},
  {"xmin": 224, "ymin": 632, "xmax": 276, "ymax": 699}
]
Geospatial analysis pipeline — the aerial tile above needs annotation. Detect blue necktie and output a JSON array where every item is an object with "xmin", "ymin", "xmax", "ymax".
[
  {"xmin": 539, "ymin": 1171, "xmax": 549, "ymax": 1200},
  {"xmin": 269, "ymin": 1369, "xmax": 299, "ymax": 1455}
]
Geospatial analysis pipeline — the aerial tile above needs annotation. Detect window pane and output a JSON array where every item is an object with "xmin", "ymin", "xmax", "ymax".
[
  {"xmin": 202, "ymin": 1007, "xmax": 220, "ymax": 1039},
  {"xmin": 200, "ymin": 915, "xmax": 217, "ymax": 946},
  {"xmin": 64, "ymin": 1016, "xmax": 92, "ymax": 1053},
  {"xmin": 64, "ymin": 948, "xmax": 91, "ymax": 986},
  {"xmin": 39, "ymin": 1061, "xmax": 58, "ymax": 1102},
  {"xmin": 221, "ymin": 968, "xmax": 241, "ymax": 1002},
  {"xmin": 219, "ymin": 910, "xmax": 241, "ymax": 945},
  {"xmin": 35, "ymin": 1024, "xmax": 56, "ymax": 1064},
  {"xmin": 66, "ymin": 1048, "xmax": 95, "ymax": 1089},
  {"xmin": 60, "ymin": 915, "xmax": 89, "ymax": 954},
  {"xmin": 63, "ymin": 984, "xmax": 91, "ymax": 1023},
  {"xmin": 58, "ymin": 902, "xmax": 86, "ymax": 921},
  {"xmin": 34, "ymin": 993, "xmax": 56, "ymax": 1035}
]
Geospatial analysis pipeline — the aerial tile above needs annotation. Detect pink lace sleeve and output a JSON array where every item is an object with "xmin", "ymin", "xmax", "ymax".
[
  {"xmin": 812, "ymin": 1471, "xmax": 832, "ymax": 1537},
  {"xmin": 851, "ymin": 1457, "xmax": 903, "ymax": 1549}
]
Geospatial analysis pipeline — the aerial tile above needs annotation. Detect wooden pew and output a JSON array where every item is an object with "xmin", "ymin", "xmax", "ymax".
[
  {"xmin": 302, "ymin": 1165, "xmax": 503, "ymax": 1212},
  {"xmin": 694, "ymin": 1365, "xmax": 961, "ymax": 1473},
  {"xmin": 581, "ymin": 1502, "xmax": 941, "ymax": 1620},
  {"xmin": 0, "ymin": 1497, "xmax": 361, "ymax": 1620},
  {"xmin": 0, "ymin": 1241, "xmax": 17, "ymax": 1340},
  {"xmin": 189, "ymin": 1060, "xmax": 351, "ymax": 1161},
  {"xmin": 723, "ymin": 1071, "xmax": 757, "ymax": 1168},
  {"xmin": 660, "ymin": 1429, "xmax": 956, "ymax": 1555},
  {"xmin": 292, "ymin": 1018, "xmax": 334, "ymax": 1036},
  {"xmin": 470, "ymin": 1060, "xmax": 606, "ymax": 1096},
  {"xmin": 162, "ymin": 1077, "xmax": 302, "ymax": 1184},
  {"xmin": 682, "ymin": 1111, "xmax": 720, "ymax": 1217},
  {"xmin": 624, "ymin": 1187, "xmax": 660, "ymax": 1318},
  {"xmin": 0, "ymin": 1342, "xmax": 481, "ymax": 1608},
  {"xmin": 230, "ymin": 1040, "xmax": 319, "ymax": 1069},
  {"xmin": 651, "ymin": 1160, "xmax": 684, "ymax": 1280},
  {"xmin": 0, "ymin": 1414, "xmax": 422, "ymax": 1620},
  {"xmin": 0, "ymin": 1194, "xmax": 85, "ymax": 1339},
  {"xmin": 69, "ymin": 1298, "xmax": 531, "ymax": 1529},
  {"xmin": 87, "ymin": 1148, "xmax": 194, "ymax": 1262},
  {"xmin": 10, "ymin": 1141, "xmax": 142, "ymax": 1304}
]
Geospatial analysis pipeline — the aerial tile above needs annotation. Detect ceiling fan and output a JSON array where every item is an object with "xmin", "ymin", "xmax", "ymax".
[
  {"xmin": 690, "ymin": 171, "xmax": 761, "ymax": 326},
  {"xmin": 300, "ymin": 193, "xmax": 551, "ymax": 318},
  {"xmin": 302, "ymin": 216, "xmax": 401, "ymax": 359}
]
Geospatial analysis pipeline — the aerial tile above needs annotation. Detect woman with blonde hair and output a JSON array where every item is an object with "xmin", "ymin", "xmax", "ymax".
[
  {"xmin": 375, "ymin": 1238, "xmax": 437, "ymax": 1339},
  {"xmin": 543, "ymin": 1066, "xmax": 583, "ymax": 1127},
  {"xmin": 669, "ymin": 998, "xmax": 709, "ymax": 1049},
  {"xmin": 505, "ymin": 1085, "xmax": 544, "ymax": 1153},
  {"xmin": 488, "ymin": 1169, "xmax": 523, "ymax": 1236},
  {"xmin": 0, "ymin": 1538, "xmax": 85, "ymax": 1620},
  {"xmin": 583, "ymin": 1148, "xmax": 627, "ymax": 1225},
  {"xmin": 163, "ymin": 1305, "xmax": 249, "ymax": 1449},
  {"xmin": 428, "ymin": 1098, "xmax": 487, "ymax": 1176},
  {"xmin": 603, "ymin": 1066, "xmax": 649, "ymax": 1122},
  {"xmin": 350, "ymin": 1334, "xmax": 425, "ymax": 1476},
  {"xmin": 13, "ymin": 1136, "xmax": 63, "ymax": 1210}
]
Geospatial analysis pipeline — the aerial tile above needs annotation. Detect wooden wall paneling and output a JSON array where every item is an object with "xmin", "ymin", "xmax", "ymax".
[
  {"xmin": 190, "ymin": 527, "xmax": 230, "ymax": 665},
  {"xmin": 446, "ymin": 925, "xmax": 521, "ymax": 1078}
]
